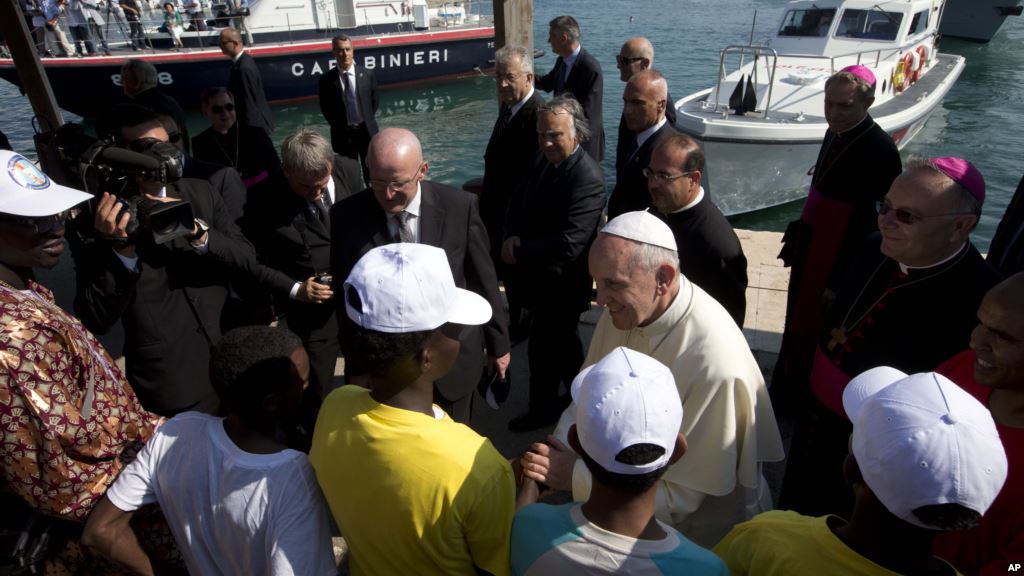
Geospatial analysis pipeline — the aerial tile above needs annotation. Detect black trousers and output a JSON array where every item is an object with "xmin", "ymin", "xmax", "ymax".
[
  {"xmin": 777, "ymin": 400, "xmax": 854, "ymax": 518},
  {"xmin": 526, "ymin": 306, "xmax": 584, "ymax": 416}
]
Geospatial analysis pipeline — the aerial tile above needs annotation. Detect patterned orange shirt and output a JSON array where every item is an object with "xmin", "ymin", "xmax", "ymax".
[{"xmin": 0, "ymin": 279, "xmax": 161, "ymax": 522}]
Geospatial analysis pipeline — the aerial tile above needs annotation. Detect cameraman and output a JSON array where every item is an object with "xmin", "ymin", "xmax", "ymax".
[{"xmin": 71, "ymin": 104, "xmax": 257, "ymax": 417}]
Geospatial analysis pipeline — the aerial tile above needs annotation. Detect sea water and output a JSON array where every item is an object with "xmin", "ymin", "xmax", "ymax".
[{"xmin": 2, "ymin": 0, "xmax": 1021, "ymax": 248}]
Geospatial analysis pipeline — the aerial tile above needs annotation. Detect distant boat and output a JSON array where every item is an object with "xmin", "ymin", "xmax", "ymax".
[
  {"xmin": 0, "ymin": 0, "xmax": 496, "ymax": 117},
  {"xmin": 674, "ymin": 0, "xmax": 964, "ymax": 215},
  {"xmin": 939, "ymin": 0, "xmax": 1022, "ymax": 42}
]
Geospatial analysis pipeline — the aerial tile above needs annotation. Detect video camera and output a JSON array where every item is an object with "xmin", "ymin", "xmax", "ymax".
[{"xmin": 53, "ymin": 123, "xmax": 196, "ymax": 245}]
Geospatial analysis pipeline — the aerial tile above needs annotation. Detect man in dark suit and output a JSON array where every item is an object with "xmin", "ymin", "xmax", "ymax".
[
  {"xmin": 609, "ymin": 69, "xmax": 675, "ymax": 219},
  {"xmin": 70, "ymin": 108, "xmax": 257, "ymax": 417},
  {"xmin": 331, "ymin": 128, "xmax": 511, "ymax": 423},
  {"xmin": 220, "ymin": 28, "xmax": 273, "ymax": 135},
  {"xmin": 615, "ymin": 37, "xmax": 676, "ymax": 172},
  {"xmin": 647, "ymin": 132, "xmax": 748, "ymax": 326},
  {"xmin": 536, "ymin": 15, "xmax": 605, "ymax": 162},
  {"xmin": 319, "ymin": 34, "xmax": 379, "ymax": 183},
  {"xmin": 244, "ymin": 129, "xmax": 362, "ymax": 403},
  {"xmin": 482, "ymin": 44, "xmax": 543, "ymax": 336},
  {"xmin": 502, "ymin": 96, "xmax": 605, "ymax": 431},
  {"xmin": 120, "ymin": 58, "xmax": 190, "ymax": 155}
]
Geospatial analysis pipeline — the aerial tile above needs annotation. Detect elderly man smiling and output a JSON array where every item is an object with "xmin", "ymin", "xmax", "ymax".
[{"xmin": 520, "ymin": 210, "xmax": 784, "ymax": 548}]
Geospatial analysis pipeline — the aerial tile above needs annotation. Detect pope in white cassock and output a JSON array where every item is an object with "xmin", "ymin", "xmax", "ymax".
[{"xmin": 522, "ymin": 210, "xmax": 785, "ymax": 549}]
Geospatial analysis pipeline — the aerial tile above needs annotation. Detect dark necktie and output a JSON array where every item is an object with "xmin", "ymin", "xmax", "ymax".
[
  {"xmin": 313, "ymin": 192, "xmax": 331, "ymax": 228},
  {"xmin": 493, "ymin": 107, "xmax": 512, "ymax": 139},
  {"xmin": 393, "ymin": 211, "xmax": 414, "ymax": 243},
  {"xmin": 344, "ymin": 71, "xmax": 361, "ymax": 125}
]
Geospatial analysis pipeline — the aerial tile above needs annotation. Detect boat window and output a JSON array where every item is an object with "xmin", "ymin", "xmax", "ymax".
[
  {"xmin": 778, "ymin": 8, "xmax": 837, "ymax": 37},
  {"xmin": 908, "ymin": 9, "xmax": 929, "ymax": 35},
  {"xmin": 835, "ymin": 8, "xmax": 904, "ymax": 40}
]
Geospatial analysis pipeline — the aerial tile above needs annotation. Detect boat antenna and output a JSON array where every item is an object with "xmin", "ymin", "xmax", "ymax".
[
  {"xmin": 749, "ymin": 10, "xmax": 758, "ymax": 45},
  {"xmin": 739, "ymin": 10, "xmax": 757, "ymax": 70}
]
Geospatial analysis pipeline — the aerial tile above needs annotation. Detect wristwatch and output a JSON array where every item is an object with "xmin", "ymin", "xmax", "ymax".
[{"xmin": 188, "ymin": 218, "xmax": 210, "ymax": 242}]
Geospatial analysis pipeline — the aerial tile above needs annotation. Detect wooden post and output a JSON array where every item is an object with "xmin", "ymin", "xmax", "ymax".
[
  {"xmin": 0, "ymin": 0, "xmax": 65, "ymax": 139},
  {"xmin": 492, "ymin": 0, "xmax": 532, "ymax": 53}
]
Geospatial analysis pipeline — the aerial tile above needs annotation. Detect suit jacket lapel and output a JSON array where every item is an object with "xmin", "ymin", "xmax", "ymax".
[
  {"xmin": 368, "ymin": 197, "xmax": 391, "ymax": 247},
  {"xmin": 418, "ymin": 184, "xmax": 445, "ymax": 247}
]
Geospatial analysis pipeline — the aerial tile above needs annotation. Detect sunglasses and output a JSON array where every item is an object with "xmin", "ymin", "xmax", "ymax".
[
  {"xmin": 616, "ymin": 55, "xmax": 644, "ymax": 66},
  {"xmin": 875, "ymin": 201, "xmax": 973, "ymax": 225},
  {"xmin": 210, "ymin": 103, "xmax": 235, "ymax": 114},
  {"xmin": 166, "ymin": 132, "xmax": 183, "ymax": 144},
  {"xmin": 0, "ymin": 210, "xmax": 70, "ymax": 234}
]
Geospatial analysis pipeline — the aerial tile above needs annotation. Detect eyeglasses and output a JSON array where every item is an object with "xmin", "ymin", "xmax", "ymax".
[
  {"xmin": 369, "ymin": 165, "xmax": 423, "ymax": 192},
  {"xmin": 166, "ymin": 132, "xmax": 183, "ymax": 144},
  {"xmin": 642, "ymin": 168, "xmax": 693, "ymax": 183},
  {"xmin": 0, "ymin": 210, "xmax": 70, "ymax": 234},
  {"xmin": 616, "ymin": 55, "xmax": 644, "ymax": 66},
  {"xmin": 210, "ymin": 103, "xmax": 235, "ymax": 114},
  {"xmin": 875, "ymin": 201, "xmax": 974, "ymax": 225}
]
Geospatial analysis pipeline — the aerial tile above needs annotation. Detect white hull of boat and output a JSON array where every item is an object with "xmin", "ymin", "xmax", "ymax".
[
  {"xmin": 675, "ymin": 54, "xmax": 965, "ymax": 216},
  {"xmin": 939, "ymin": 0, "xmax": 1023, "ymax": 42}
]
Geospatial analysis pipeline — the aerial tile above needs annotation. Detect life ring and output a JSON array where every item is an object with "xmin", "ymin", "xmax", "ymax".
[
  {"xmin": 912, "ymin": 45, "xmax": 928, "ymax": 81},
  {"xmin": 896, "ymin": 53, "xmax": 913, "ymax": 92}
]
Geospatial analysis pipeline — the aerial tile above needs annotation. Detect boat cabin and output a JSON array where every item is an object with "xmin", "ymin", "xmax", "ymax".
[{"xmin": 770, "ymin": 0, "xmax": 943, "ymax": 57}]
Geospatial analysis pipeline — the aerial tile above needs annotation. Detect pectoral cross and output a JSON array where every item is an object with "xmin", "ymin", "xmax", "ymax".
[{"xmin": 827, "ymin": 327, "xmax": 847, "ymax": 353}]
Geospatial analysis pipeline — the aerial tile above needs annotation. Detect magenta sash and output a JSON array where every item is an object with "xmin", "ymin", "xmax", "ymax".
[
  {"xmin": 789, "ymin": 187, "xmax": 855, "ymax": 340},
  {"xmin": 242, "ymin": 169, "xmax": 269, "ymax": 189},
  {"xmin": 810, "ymin": 344, "xmax": 852, "ymax": 418}
]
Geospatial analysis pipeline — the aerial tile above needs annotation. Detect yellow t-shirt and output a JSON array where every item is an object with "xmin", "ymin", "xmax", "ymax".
[
  {"xmin": 309, "ymin": 386, "xmax": 515, "ymax": 576},
  {"xmin": 713, "ymin": 511, "xmax": 964, "ymax": 575}
]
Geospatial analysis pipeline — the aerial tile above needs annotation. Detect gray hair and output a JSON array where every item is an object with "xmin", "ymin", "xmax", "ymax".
[
  {"xmin": 122, "ymin": 58, "xmax": 158, "ymax": 90},
  {"xmin": 281, "ymin": 129, "xmax": 334, "ymax": 178},
  {"xmin": 628, "ymin": 241, "xmax": 680, "ymax": 274},
  {"xmin": 904, "ymin": 156, "xmax": 982, "ymax": 217},
  {"xmin": 549, "ymin": 15, "xmax": 581, "ymax": 42},
  {"xmin": 494, "ymin": 44, "xmax": 533, "ymax": 75},
  {"xmin": 539, "ymin": 95, "xmax": 591, "ymax": 143},
  {"xmin": 825, "ymin": 70, "xmax": 876, "ymax": 100}
]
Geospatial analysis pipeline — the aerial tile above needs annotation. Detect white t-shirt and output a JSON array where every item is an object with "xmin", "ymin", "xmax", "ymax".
[{"xmin": 106, "ymin": 412, "xmax": 337, "ymax": 576}]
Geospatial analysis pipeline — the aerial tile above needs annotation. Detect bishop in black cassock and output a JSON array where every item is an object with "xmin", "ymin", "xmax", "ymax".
[
  {"xmin": 778, "ymin": 158, "xmax": 1001, "ymax": 519},
  {"xmin": 773, "ymin": 67, "xmax": 902, "ymax": 416}
]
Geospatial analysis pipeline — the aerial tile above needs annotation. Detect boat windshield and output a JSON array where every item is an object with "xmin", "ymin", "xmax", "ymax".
[
  {"xmin": 835, "ymin": 8, "xmax": 905, "ymax": 40},
  {"xmin": 777, "ymin": 8, "xmax": 837, "ymax": 37}
]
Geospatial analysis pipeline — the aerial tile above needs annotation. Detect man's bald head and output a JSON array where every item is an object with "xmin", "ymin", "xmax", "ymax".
[
  {"xmin": 617, "ymin": 37, "xmax": 654, "ymax": 82},
  {"xmin": 219, "ymin": 28, "xmax": 243, "ymax": 58},
  {"xmin": 623, "ymin": 69, "xmax": 668, "ymax": 132},
  {"xmin": 971, "ymin": 272, "xmax": 1024, "ymax": 393},
  {"xmin": 367, "ymin": 128, "xmax": 428, "ymax": 215}
]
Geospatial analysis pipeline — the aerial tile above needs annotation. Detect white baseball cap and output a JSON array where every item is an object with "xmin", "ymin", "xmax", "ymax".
[
  {"xmin": 0, "ymin": 150, "xmax": 91, "ymax": 217},
  {"xmin": 571, "ymin": 347, "xmax": 683, "ymax": 475},
  {"xmin": 344, "ymin": 243, "xmax": 492, "ymax": 333},
  {"xmin": 600, "ymin": 210, "xmax": 678, "ymax": 252},
  {"xmin": 843, "ymin": 367, "xmax": 1008, "ymax": 530}
]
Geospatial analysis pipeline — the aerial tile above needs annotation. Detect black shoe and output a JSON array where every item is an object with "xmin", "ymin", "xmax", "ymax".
[{"xmin": 508, "ymin": 410, "xmax": 560, "ymax": 433}]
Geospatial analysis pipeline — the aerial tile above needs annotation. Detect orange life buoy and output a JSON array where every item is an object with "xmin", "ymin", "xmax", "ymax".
[
  {"xmin": 912, "ymin": 45, "xmax": 927, "ymax": 82},
  {"xmin": 896, "ymin": 53, "xmax": 914, "ymax": 92}
]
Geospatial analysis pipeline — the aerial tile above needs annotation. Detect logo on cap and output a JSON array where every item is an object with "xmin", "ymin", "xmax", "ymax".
[{"xmin": 8, "ymin": 155, "xmax": 50, "ymax": 191}]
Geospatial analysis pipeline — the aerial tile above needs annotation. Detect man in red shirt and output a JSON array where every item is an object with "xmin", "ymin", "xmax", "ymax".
[{"xmin": 935, "ymin": 272, "xmax": 1024, "ymax": 575}]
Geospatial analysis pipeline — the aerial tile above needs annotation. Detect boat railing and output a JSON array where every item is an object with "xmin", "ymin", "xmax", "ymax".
[
  {"xmin": 713, "ymin": 45, "xmax": 780, "ymax": 117},
  {"xmin": 713, "ymin": 33, "xmax": 935, "ymax": 118}
]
